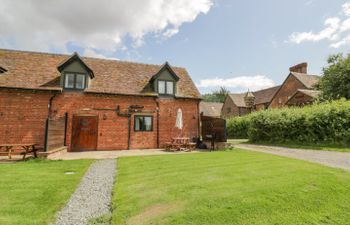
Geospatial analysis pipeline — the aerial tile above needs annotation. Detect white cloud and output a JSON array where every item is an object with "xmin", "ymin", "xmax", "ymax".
[
  {"xmin": 196, "ymin": 75, "xmax": 275, "ymax": 91},
  {"xmin": 0, "ymin": 0, "xmax": 213, "ymax": 56},
  {"xmin": 289, "ymin": 17, "xmax": 340, "ymax": 43},
  {"xmin": 343, "ymin": 2, "xmax": 350, "ymax": 16},
  {"xmin": 288, "ymin": 1, "xmax": 350, "ymax": 48}
]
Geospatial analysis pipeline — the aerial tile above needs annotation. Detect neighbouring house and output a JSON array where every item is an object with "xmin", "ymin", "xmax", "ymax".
[
  {"xmin": 222, "ymin": 62, "xmax": 321, "ymax": 118},
  {"xmin": 0, "ymin": 49, "xmax": 201, "ymax": 152},
  {"xmin": 199, "ymin": 102, "xmax": 223, "ymax": 118},
  {"xmin": 221, "ymin": 86, "xmax": 280, "ymax": 118},
  {"xmin": 269, "ymin": 63, "xmax": 320, "ymax": 108}
]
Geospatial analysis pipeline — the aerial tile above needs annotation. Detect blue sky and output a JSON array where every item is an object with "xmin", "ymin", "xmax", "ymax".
[{"xmin": 1, "ymin": 0, "xmax": 350, "ymax": 94}]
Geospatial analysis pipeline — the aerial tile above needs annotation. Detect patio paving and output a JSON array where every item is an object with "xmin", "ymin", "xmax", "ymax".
[{"xmin": 50, "ymin": 149, "xmax": 200, "ymax": 160}]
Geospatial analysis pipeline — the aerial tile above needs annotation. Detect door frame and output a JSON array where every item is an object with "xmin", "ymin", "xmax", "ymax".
[{"xmin": 71, "ymin": 114, "xmax": 99, "ymax": 151}]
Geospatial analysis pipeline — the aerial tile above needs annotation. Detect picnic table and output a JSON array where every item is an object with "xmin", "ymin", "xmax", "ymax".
[
  {"xmin": 0, "ymin": 143, "xmax": 38, "ymax": 160},
  {"xmin": 165, "ymin": 138, "xmax": 196, "ymax": 152}
]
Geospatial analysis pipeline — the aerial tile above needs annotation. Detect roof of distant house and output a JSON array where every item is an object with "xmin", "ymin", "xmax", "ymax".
[
  {"xmin": 200, "ymin": 102, "xmax": 223, "ymax": 117},
  {"xmin": 227, "ymin": 85, "xmax": 281, "ymax": 107},
  {"xmin": 0, "ymin": 49, "xmax": 201, "ymax": 98},
  {"xmin": 291, "ymin": 72, "xmax": 320, "ymax": 89}
]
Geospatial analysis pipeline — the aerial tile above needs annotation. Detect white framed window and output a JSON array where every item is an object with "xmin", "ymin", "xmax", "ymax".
[
  {"xmin": 158, "ymin": 81, "xmax": 166, "ymax": 94},
  {"xmin": 76, "ymin": 74, "xmax": 85, "ymax": 89},
  {"xmin": 65, "ymin": 73, "xmax": 75, "ymax": 88},
  {"xmin": 64, "ymin": 73, "xmax": 86, "ymax": 89},
  {"xmin": 166, "ymin": 81, "xmax": 174, "ymax": 94},
  {"xmin": 158, "ymin": 80, "xmax": 175, "ymax": 95}
]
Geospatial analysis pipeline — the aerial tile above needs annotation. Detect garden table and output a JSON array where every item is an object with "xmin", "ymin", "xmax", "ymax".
[{"xmin": 0, "ymin": 143, "xmax": 38, "ymax": 160}]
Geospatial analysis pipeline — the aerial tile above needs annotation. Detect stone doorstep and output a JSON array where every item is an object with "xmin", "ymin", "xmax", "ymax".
[{"xmin": 38, "ymin": 146, "xmax": 68, "ymax": 159}]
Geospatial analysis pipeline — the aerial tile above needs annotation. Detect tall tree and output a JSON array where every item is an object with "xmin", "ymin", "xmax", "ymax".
[
  {"xmin": 319, "ymin": 53, "xmax": 350, "ymax": 100},
  {"xmin": 202, "ymin": 87, "xmax": 230, "ymax": 103}
]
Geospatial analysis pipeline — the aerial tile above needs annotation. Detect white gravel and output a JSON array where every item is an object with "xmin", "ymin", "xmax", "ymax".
[
  {"xmin": 53, "ymin": 159, "xmax": 116, "ymax": 225},
  {"xmin": 237, "ymin": 144, "xmax": 350, "ymax": 172}
]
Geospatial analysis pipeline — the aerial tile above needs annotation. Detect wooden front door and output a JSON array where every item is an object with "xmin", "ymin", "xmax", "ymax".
[{"xmin": 71, "ymin": 115, "xmax": 98, "ymax": 151}]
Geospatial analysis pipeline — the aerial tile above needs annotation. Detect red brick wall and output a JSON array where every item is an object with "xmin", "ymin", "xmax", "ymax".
[
  {"xmin": 0, "ymin": 89, "xmax": 52, "ymax": 146},
  {"xmin": 221, "ymin": 97, "xmax": 250, "ymax": 118},
  {"xmin": 158, "ymin": 98, "xmax": 200, "ymax": 147},
  {"xmin": 269, "ymin": 75, "xmax": 306, "ymax": 109},
  {"xmin": 0, "ymin": 90, "xmax": 200, "ymax": 151}
]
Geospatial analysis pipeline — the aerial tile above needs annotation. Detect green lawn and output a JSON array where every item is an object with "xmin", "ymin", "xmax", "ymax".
[
  {"xmin": 0, "ymin": 159, "xmax": 93, "ymax": 225},
  {"xmin": 112, "ymin": 150, "xmax": 350, "ymax": 225}
]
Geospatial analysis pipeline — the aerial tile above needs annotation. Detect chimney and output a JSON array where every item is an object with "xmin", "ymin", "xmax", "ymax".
[
  {"xmin": 289, "ymin": 62, "xmax": 308, "ymax": 74},
  {"xmin": 244, "ymin": 90, "xmax": 255, "ymax": 108}
]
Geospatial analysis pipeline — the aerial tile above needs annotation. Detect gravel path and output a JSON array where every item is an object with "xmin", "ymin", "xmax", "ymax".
[
  {"xmin": 237, "ymin": 144, "xmax": 350, "ymax": 172},
  {"xmin": 53, "ymin": 159, "xmax": 116, "ymax": 225}
]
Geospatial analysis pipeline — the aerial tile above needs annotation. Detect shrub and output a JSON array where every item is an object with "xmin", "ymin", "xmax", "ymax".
[
  {"xmin": 226, "ymin": 115, "xmax": 251, "ymax": 139},
  {"xmin": 226, "ymin": 99, "xmax": 350, "ymax": 145}
]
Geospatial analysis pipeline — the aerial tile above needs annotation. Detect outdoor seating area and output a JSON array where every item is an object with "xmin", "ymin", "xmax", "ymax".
[
  {"xmin": 0, "ymin": 143, "xmax": 40, "ymax": 160},
  {"xmin": 165, "ymin": 137, "xmax": 196, "ymax": 152}
]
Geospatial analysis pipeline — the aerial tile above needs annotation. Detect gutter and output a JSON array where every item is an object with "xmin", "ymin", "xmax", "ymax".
[{"xmin": 155, "ymin": 98, "xmax": 160, "ymax": 148}]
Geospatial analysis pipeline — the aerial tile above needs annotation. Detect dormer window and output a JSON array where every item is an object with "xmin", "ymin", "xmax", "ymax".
[
  {"xmin": 64, "ymin": 73, "xmax": 86, "ymax": 89},
  {"xmin": 57, "ymin": 52, "xmax": 94, "ymax": 91},
  {"xmin": 158, "ymin": 80, "xmax": 174, "ymax": 95}
]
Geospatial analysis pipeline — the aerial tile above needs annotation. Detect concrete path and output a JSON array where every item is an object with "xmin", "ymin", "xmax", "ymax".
[
  {"xmin": 237, "ymin": 144, "xmax": 350, "ymax": 172},
  {"xmin": 50, "ymin": 149, "xmax": 199, "ymax": 160},
  {"xmin": 53, "ymin": 159, "xmax": 116, "ymax": 225}
]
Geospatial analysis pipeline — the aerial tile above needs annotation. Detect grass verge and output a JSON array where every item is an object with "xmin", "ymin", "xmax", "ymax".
[{"xmin": 0, "ymin": 159, "xmax": 93, "ymax": 225}]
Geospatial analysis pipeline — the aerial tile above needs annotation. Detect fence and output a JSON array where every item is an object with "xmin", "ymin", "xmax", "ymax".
[
  {"xmin": 201, "ymin": 115, "xmax": 227, "ymax": 142},
  {"xmin": 44, "ymin": 114, "xmax": 67, "ymax": 151}
]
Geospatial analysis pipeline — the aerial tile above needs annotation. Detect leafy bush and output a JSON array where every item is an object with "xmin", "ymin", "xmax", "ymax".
[
  {"xmin": 226, "ymin": 99, "xmax": 350, "ymax": 145},
  {"xmin": 227, "ymin": 115, "xmax": 251, "ymax": 138}
]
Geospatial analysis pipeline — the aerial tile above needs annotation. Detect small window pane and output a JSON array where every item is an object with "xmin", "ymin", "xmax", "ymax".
[
  {"xmin": 135, "ymin": 117, "xmax": 142, "ymax": 131},
  {"xmin": 166, "ymin": 81, "xmax": 174, "ymax": 94},
  {"xmin": 76, "ymin": 74, "xmax": 85, "ymax": 89},
  {"xmin": 65, "ymin": 73, "xmax": 74, "ymax": 88},
  {"xmin": 144, "ymin": 117, "xmax": 152, "ymax": 131},
  {"xmin": 158, "ymin": 81, "xmax": 165, "ymax": 94}
]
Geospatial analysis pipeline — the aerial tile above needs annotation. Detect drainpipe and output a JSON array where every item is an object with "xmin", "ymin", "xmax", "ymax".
[
  {"xmin": 127, "ymin": 113, "xmax": 131, "ymax": 150},
  {"xmin": 155, "ymin": 98, "xmax": 160, "ymax": 148},
  {"xmin": 116, "ymin": 105, "xmax": 132, "ymax": 150},
  {"xmin": 48, "ymin": 92, "xmax": 58, "ymax": 119}
]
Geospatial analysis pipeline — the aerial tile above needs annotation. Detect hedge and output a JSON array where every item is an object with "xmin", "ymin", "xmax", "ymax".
[{"xmin": 226, "ymin": 99, "xmax": 350, "ymax": 145}]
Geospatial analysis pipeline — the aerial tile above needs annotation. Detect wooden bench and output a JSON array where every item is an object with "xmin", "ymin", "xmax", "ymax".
[
  {"xmin": 0, "ymin": 144, "xmax": 39, "ymax": 160},
  {"xmin": 165, "ymin": 138, "xmax": 196, "ymax": 152}
]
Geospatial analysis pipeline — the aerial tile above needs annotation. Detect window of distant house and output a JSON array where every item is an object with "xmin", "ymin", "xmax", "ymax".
[
  {"xmin": 134, "ymin": 115, "xmax": 153, "ymax": 131},
  {"xmin": 158, "ymin": 80, "xmax": 174, "ymax": 95},
  {"xmin": 64, "ymin": 73, "xmax": 86, "ymax": 89},
  {"xmin": 227, "ymin": 107, "xmax": 231, "ymax": 113}
]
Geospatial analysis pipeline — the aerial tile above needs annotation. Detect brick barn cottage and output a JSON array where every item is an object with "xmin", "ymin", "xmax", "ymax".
[{"xmin": 0, "ymin": 49, "xmax": 201, "ymax": 152}]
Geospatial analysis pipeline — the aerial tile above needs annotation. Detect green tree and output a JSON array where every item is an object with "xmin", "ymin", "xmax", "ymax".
[
  {"xmin": 202, "ymin": 87, "xmax": 230, "ymax": 103},
  {"xmin": 319, "ymin": 53, "xmax": 350, "ymax": 100}
]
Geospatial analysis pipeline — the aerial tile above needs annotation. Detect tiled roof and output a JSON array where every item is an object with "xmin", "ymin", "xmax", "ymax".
[
  {"xmin": 228, "ymin": 93, "xmax": 247, "ymax": 107},
  {"xmin": 253, "ymin": 86, "xmax": 281, "ymax": 105},
  {"xmin": 296, "ymin": 89, "xmax": 321, "ymax": 98},
  {"xmin": 0, "ymin": 49, "xmax": 200, "ymax": 98},
  {"xmin": 291, "ymin": 72, "xmax": 320, "ymax": 89},
  {"xmin": 228, "ymin": 85, "xmax": 280, "ymax": 107},
  {"xmin": 199, "ymin": 102, "xmax": 223, "ymax": 117}
]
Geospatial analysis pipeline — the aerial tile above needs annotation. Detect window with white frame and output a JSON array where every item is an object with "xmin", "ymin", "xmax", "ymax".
[
  {"xmin": 158, "ymin": 80, "xmax": 174, "ymax": 95},
  {"xmin": 64, "ymin": 73, "xmax": 86, "ymax": 89}
]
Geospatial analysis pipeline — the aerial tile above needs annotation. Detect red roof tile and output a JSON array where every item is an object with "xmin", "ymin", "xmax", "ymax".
[{"xmin": 0, "ymin": 49, "xmax": 200, "ymax": 98}]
